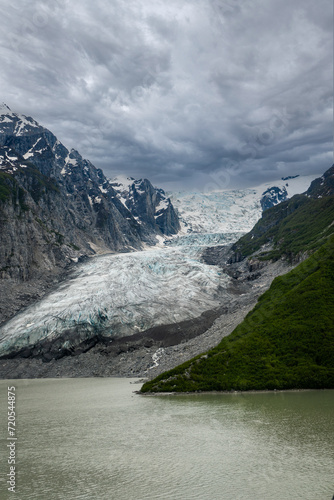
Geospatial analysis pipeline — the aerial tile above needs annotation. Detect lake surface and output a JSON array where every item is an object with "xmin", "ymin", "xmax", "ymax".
[{"xmin": 0, "ymin": 378, "xmax": 333, "ymax": 500}]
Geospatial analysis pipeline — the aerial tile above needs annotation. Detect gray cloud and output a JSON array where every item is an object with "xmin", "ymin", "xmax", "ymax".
[{"xmin": 0, "ymin": 0, "xmax": 332, "ymax": 190}]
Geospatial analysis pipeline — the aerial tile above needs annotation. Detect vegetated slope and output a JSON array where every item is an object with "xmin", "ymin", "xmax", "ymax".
[
  {"xmin": 230, "ymin": 165, "xmax": 334, "ymax": 262},
  {"xmin": 141, "ymin": 166, "xmax": 334, "ymax": 393},
  {"xmin": 141, "ymin": 234, "xmax": 334, "ymax": 392}
]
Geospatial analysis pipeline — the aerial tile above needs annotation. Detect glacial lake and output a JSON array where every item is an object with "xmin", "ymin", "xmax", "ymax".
[{"xmin": 0, "ymin": 378, "xmax": 333, "ymax": 500}]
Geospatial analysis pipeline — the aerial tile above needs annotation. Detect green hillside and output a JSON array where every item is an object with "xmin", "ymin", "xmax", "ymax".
[
  {"xmin": 230, "ymin": 166, "xmax": 334, "ymax": 262},
  {"xmin": 141, "ymin": 233, "xmax": 334, "ymax": 393},
  {"xmin": 232, "ymin": 194, "xmax": 334, "ymax": 261}
]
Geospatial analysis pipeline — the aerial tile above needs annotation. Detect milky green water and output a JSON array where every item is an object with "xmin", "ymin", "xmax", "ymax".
[{"xmin": 0, "ymin": 378, "xmax": 333, "ymax": 500}]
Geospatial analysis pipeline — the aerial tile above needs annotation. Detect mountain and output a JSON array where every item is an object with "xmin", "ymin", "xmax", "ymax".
[
  {"xmin": 229, "ymin": 165, "xmax": 334, "ymax": 262},
  {"xmin": 306, "ymin": 166, "xmax": 334, "ymax": 198},
  {"xmin": 110, "ymin": 176, "xmax": 180, "ymax": 236},
  {"xmin": 260, "ymin": 185, "xmax": 288, "ymax": 211},
  {"xmin": 0, "ymin": 162, "xmax": 328, "ymax": 376},
  {"xmin": 259, "ymin": 174, "xmax": 317, "ymax": 211},
  {"xmin": 141, "ymin": 166, "xmax": 334, "ymax": 392},
  {"xmin": 0, "ymin": 104, "xmax": 180, "ymax": 322}
]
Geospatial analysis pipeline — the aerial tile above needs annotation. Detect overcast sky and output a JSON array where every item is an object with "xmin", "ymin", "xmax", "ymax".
[{"xmin": 0, "ymin": 0, "xmax": 332, "ymax": 190}]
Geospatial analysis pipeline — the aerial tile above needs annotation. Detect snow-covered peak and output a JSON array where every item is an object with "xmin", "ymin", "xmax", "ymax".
[
  {"xmin": 109, "ymin": 174, "xmax": 180, "ymax": 235},
  {"xmin": 256, "ymin": 174, "xmax": 319, "ymax": 199},
  {"xmin": 110, "ymin": 175, "xmax": 136, "ymax": 192},
  {"xmin": 256, "ymin": 174, "xmax": 320, "ymax": 210},
  {"xmin": 0, "ymin": 104, "xmax": 41, "ymax": 136},
  {"xmin": 110, "ymin": 175, "xmax": 151, "ymax": 200}
]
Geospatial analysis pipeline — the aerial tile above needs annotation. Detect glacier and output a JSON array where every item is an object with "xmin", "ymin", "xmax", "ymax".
[
  {"xmin": 0, "ymin": 243, "xmax": 233, "ymax": 356},
  {"xmin": 0, "ymin": 174, "xmax": 319, "ymax": 357},
  {"xmin": 168, "ymin": 174, "xmax": 318, "ymax": 234}
]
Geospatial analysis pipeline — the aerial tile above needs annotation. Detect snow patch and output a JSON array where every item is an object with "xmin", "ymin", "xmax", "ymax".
[
  {"xmin": 65, "ymin": 153, "xmax": 78, "ymax": 167},
  {"xmin": 148, "ymin": 348, "xmax": 165, "ymax": 370},
  {"xmin": 23, "ymin": 137, "xmax": 43, "ymax": 159},
  {"xmin": 99, "ymin": 185, "xmax": 108, "ymax": 193},
  {"xmin": 155, "ymin": 198, "xmax": 169, "ymax": 213},
  {"xmin": 110, "ymin": 175, "xmax": 135, "ymax": 192}
]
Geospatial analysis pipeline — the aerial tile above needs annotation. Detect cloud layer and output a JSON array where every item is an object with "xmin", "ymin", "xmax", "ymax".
[{"xmin": 0, "ymin": 0, "xmax": 332, "ymax": 189}]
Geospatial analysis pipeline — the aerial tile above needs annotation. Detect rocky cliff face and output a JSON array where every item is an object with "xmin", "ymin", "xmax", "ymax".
[
  {"xmin": 0, "ymin": 104, "xmax": 180, "ymax": 322},
  {"xmin": 110, "ymin": 176, "xmax": 180, "ymax": 236},
  {"xmin": 306, "ymin": 165, "xmax": 334, "ymax": 198}
]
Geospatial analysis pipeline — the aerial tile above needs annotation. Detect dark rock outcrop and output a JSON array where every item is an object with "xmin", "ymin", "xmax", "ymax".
[
  {"xmin": 306, "ymin": 164, "xmax": 334, "ymax": 198},
  {"xmin": 110, "ymin": 177, "xmax": 180, "ymax": 236},
  {"xmin": 260, "ymin": 185, "xmax": 288, "ymax": 211}
]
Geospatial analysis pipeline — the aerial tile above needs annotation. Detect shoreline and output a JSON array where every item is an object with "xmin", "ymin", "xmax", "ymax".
[{"xmin": 136, "ymin": 387, "xmax": 334, "ymax": 396}]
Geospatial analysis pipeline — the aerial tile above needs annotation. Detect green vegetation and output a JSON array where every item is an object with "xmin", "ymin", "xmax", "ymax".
[
  {"xmin": 0, "ymin": 172, "xmax": 28, "ymax": 210},
  {"xmin": 141, "ymin": 235, "xmax": 334, "ymax": 393},
  {"xmin": 0, "ymin": 172, "xmax": 15, "ymax": 202},
  {"xmin": 69, "ymin": 243, "xmax": 80, "ymax": 251},
  {"xmin": 233, "ymin": 194, "xmax": 334, "ymax": 261},
  {"xmin": 21, "ymin": 163, "xmax": 60, "ymax": 203}
]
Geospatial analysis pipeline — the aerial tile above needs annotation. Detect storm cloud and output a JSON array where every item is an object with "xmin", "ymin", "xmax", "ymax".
[{"xmin": 0, "ymin": 0, "xmax": 332, "ymax": 189}]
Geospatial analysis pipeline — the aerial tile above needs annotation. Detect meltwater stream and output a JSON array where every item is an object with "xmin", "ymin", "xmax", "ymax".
[{"xmin": 0, "ymin": 232, "xmax": 241, "ymax": 356}]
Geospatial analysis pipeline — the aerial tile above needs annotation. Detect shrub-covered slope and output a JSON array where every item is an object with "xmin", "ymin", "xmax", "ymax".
[
  {"xmin": 141, "ymin": 168, "xmax": 334, "ymax": 393},
  {"xmin": 141, "ymin": 235, "xmax": 334, "ymax": 392}
]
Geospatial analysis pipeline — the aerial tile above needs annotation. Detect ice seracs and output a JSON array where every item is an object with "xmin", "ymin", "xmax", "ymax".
[
  {"xmin": 169, "ymin": 174, "xmax": 319, "ymax": 234},
  {"xmin": 0, "ymin": 246, "xmax": 230, "ymax": 356}
]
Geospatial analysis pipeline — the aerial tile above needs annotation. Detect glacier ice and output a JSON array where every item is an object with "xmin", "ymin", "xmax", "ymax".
[
  {"xmin": 0, "ymin": 243, "xmax": 232, "ymax": 356},
  {"xmin": 168, "ymin": 175, "xmax": 319, "ymax": 234}
]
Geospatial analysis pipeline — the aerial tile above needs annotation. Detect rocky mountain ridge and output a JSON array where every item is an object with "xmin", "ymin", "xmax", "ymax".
[
  {"xmin": 0, "ymin": 104, "xmax": 180, "ymax": 323},
  {"xmin": 110, "ymin": 176, "xmax": 180, "ymax": 236},
  {"xmin": 260, "ymin": 185, "xmax": 288, "ymax": 211}
]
